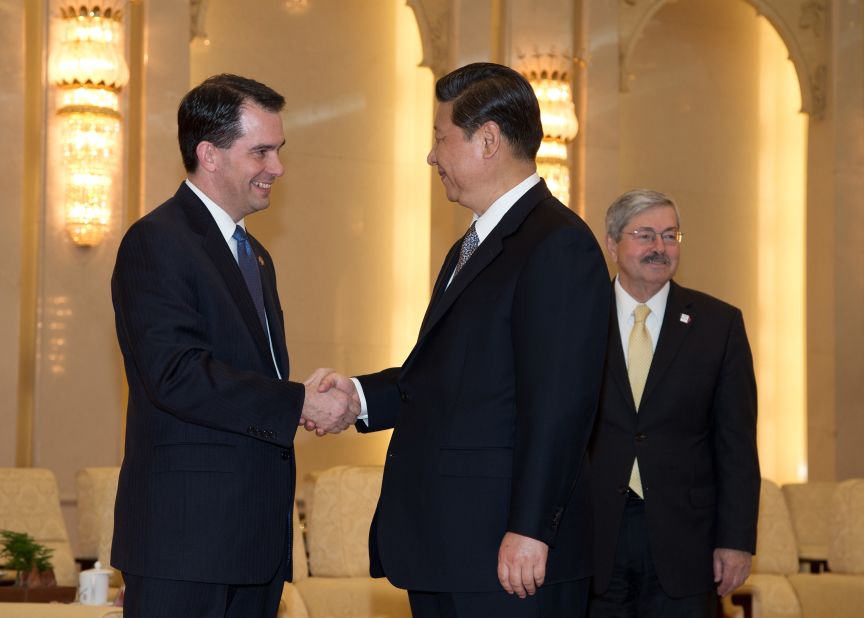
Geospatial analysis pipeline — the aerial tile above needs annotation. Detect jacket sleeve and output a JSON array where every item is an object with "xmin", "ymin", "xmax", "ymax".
[{"xmin": 712, "ymin": 309, "xmax": 760, "ymax": 553}]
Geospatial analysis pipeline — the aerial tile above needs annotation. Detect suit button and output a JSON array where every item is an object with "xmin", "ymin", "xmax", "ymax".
[
  {"xmin": 247, "ymin": 426, "xmax": 255, "ymax": 434},
  {"xmin": 400, "ymin": 391, "xmax": 408, "ymax": 402},
  {"xmin": 635, "ymin": 433, "xmax": 647, "ymax": 442},
  {"xmin": 281, "ymin": 450, "xmax": 290, "ymax": 460}
]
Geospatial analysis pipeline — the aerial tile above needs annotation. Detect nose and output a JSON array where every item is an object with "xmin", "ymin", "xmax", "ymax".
[
  {"xmin": 269, "ymin": 152, "xmax": 285, "ymax": 178},
  {"xmin": 650, "ymin": 233, "xmax": 666, "ymax": 252},
  {"xmin": 427, "ymin": 146, "xmax": 436, "ymax": 167}
]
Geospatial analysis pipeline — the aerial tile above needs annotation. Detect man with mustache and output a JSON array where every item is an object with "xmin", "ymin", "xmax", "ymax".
[
  {"xmin": 588, "ymin": 189, "xmax": 761, "ymax": 618},
  {"xmin": 111, "ymin": 74, "xmax": 357, "ymax": 617}
]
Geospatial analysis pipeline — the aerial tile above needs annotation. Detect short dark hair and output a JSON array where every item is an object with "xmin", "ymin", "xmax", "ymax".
[
  {"xmin": 435, "ymin": 62, "xmax": 543, "ymax": 161},
  {"xmin": 177, "ymin": 74, "xmax": 286, "ymax": 173}
]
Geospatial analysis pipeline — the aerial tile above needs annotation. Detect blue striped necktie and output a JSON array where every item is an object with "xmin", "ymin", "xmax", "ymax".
[{"xmin": 232, "ymin": 225, "xmax": 268, "ymax": 331}]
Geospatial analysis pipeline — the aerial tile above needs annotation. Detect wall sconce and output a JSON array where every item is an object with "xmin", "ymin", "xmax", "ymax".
[
  {"xmin": 521, "ymin": 54, "xmax": 579, "ymax": 206},
  {"xmin": 48, "ymin": 4, "xmax": 129, "ymax": 247}
]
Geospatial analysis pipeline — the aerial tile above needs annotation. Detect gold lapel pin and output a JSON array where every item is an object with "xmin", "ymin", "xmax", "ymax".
[{"xmin": 258, "ymin": 256, "xmax": 265, "ymax": 267}]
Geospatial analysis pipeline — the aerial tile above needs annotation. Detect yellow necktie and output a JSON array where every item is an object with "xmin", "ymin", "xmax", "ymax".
[{"xmin": 627, "ymin": 304, "xmax": 652, "ymax": 497}]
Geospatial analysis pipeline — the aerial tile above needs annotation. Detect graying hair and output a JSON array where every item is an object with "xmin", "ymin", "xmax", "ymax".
[{"xmin": 605, "ymin": 189, "xmax": 681, "ymax": 241}]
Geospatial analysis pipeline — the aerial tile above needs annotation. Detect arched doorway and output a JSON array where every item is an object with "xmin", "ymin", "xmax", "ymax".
[{"xmin": 620, "ymin": 0, "xmax": 807, "ymax": 484}]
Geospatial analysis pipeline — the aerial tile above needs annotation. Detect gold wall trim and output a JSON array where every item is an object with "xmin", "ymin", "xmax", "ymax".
[{"xmin": 18, "ymin": 0, "xmax": 47, "ymax": 467}]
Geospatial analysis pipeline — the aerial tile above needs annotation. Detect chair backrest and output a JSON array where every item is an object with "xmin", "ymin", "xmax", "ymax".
[
  {"xmin": 781, "ymin": 481, "xmax": 837, "ymax": 561},
  {"xmin": 751, "ymin": 478, "xmax": 799, "ymax": 576},
  {"xmin": 0, "ymin": 468, "xmax": 77, "ymax": 586},
  {"xmin": 76, "ymin": 467, "xmax": 121, "ymax": 560},
  {"xmin": 304, "ymin": 465, "xmax": 383, "ymax": 577},
  {"xmin": 827, "ymin": 478, "xmax": 864, "ymax": 574}
]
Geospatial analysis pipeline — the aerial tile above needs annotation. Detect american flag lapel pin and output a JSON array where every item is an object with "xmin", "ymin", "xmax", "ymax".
[
  {"xmin": 258, "ymin": 256, "xmax": 265, "ymax": 267},
  {"xmin": 680, "ymin": 313, "xmax": 691, "ymax": 324}
]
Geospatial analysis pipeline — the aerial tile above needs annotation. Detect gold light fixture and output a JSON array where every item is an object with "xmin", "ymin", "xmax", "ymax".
[
  {"xmin": 48, "ymin": 3, "xmax": 129, "ymax": 246},
  {"xmin": 522, "ymin": 55, "xmax": 579, "ymax": 206}
]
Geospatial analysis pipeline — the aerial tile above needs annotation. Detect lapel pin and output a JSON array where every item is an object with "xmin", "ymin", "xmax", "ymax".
[
  {"xmin": 680, "ymin": 313, "xmax": 691, "ymax": 324},
  {"xmin": 258, "ymin": 256, "xmax": 265, "ymax": 267}
]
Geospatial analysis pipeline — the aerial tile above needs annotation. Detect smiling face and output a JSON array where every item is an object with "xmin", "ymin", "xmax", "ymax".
[
  {"xmin": 606, "ymin": 205, "xmax": 681, "ymax": 302},
  {"xmin": 426, "ymin": 101, "xmax": 488, "ymax": 213},
  {"xmin": 207, "ymin": 103, "xmax": 286, "ymax": 221}
]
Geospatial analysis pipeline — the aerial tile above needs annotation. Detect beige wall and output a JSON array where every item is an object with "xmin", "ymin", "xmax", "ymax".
[
  {"xmin": 5, "ymin": 0, "xmax": 864, "ymax": 554},
  {"xmin": 617, "ymin": 0, "xmax": 808, "ymax": 483},
  {"xmin": 0, "ymin": 0, "xmax": 27, "ymax": 467},
  {"xmin": 188, "ymin": 0, "xmax": 434, "ymax": 486}
]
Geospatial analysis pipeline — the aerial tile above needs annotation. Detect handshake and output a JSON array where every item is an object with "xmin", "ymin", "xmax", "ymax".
[{"xmin": 300, "ymin": 369, "xmax": 359, "ymax": 436}]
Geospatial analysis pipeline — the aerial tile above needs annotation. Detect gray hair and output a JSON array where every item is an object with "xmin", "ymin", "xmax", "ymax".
[{"xmin": 605, "ymin": 189, "xmax": 681, "ymax": 241}]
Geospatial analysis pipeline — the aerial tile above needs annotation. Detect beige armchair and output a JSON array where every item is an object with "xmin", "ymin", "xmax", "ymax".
[
  {"xmin": 725, "ymin": 478, "xmax": 802, "ymax": 618},
  {"xmin": 76, "ymin": 467, "xmax": 121, "ymax": 565},
  {"xmin": 787, "ymin": 479, "xmax": 864, "ymax": 618},
  {"xmin": 781, "ymin": 481, "xmax": 837, "ymax": 571},
  {"xmin": 0, "ymin": 468, "xmax": 77, "ymax": 587},
  {"xmin": 293, "ymin": 465, "xmax": 410, "ymax": 618}
]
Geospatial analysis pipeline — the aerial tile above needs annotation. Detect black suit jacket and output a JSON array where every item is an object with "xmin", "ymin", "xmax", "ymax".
[
  {"xmin": 111, "ymin": 183, "xmax": 305, "ymax": 584},
  {"xmin": 590, "ymin": 281, "xmax": 760, "ymax": 597},
  {"xmin": 356, "ymin": 181, "xmax": 610, "ymax": 593}
]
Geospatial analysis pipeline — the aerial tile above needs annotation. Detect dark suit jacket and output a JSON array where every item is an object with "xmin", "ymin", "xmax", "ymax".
[
  {"xmin": 356, "ymin": 181, "xmax": 610, "ymax": 593},
  {"xmin": 590, "ymin": 281, "xmax": 760, "ymax": 597},
  {"xmin": 110, "ymin": 183, "xmax": 305, "ymax": 584}
]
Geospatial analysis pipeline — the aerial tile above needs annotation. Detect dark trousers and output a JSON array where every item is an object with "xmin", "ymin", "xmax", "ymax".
[
  {"xmin": 588, "ymin": 493, "xmax": 716, "ymax": 618},
  {"xmin": 409, "ymin": 578, "xmax": 589, "ymax": 618},
  {"xmin": 122, "ymin": 563, "xmax": 287, "ymax": 618}
]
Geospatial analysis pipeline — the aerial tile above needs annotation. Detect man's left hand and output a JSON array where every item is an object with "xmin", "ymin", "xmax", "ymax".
[
  {"xmin": 713, "ymin": 547, "xmax": 752, "ymax": 596},
  {"xmin": 497, "ymin": 532, "xmax": 548, "ymax": 599}
]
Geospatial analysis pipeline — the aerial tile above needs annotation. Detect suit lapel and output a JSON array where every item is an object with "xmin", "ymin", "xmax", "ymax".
[
  {"xmin": 641, "ymin": 281, "xmax": 692, "ymax": 405},
  {"xmin": 404, "ymin": 181, "xmax": 551, "ymax": 371},
  {"xmin": 252, "ymin": 235, "xmax": 289, "ymax": 378},
  {"xmin": 418, "ymin": 239, "xmax": 461, "ymax": 335},
  {"xmin": 179, "ymin": 184, "xmax": 273, "ymax": 363}
]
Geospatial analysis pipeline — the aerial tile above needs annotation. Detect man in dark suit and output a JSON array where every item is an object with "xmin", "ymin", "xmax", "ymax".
[
  {"xmin": 310, "ymin": 63, "xmax": 610, "ymax": 617},
  {"xmin": 111, "ymin": 74, "xmax": 356, "ymax": 618},
  {"xmin": 588, "ymin": 189, "xmax": 761, "ymax": 617}
]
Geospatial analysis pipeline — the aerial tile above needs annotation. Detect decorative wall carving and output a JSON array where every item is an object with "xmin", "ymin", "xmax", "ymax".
[
  {"xmin": 619, "ymin": 0, "xmax": 829, "ymax": 119},
  {"xmin": 406, "ymin": 0, "xmax": 451, "ymax": 78}
]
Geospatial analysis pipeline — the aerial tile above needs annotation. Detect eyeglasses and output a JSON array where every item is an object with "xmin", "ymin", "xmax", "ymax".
[{"xmin": 623, "ymin": 228, "xmax": 684, "ymax": 245}]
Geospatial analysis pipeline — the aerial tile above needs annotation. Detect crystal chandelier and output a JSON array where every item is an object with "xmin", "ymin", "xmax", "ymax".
[
  {"xmin": 48, "ymin": 4, "xmax": 129, "ymax": 246},
  {"xmin": 522, "ymin": 58, "xmax": 579, "ymax": 207}
]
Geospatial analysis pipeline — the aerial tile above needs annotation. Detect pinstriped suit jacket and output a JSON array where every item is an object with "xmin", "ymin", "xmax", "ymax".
[{"xmin": 111, "ymin": 182, "xmax": 304, "ymax": 584}]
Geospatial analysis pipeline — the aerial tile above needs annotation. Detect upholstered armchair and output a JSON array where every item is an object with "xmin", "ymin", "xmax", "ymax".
[
  {"xmin": 725, "ymin": 478, "xmax": 802, "ymax": 618},
  {"xmin": 0, "ymin": 468, "xmax": 77, "ymax": 587},
  {"xmin": 781, "ymin": 481, "xmax": 837, "ymax": 571},
  {"xmin": 76, "ymin": 467, "xmax": 121, "ymax": 568},
  {"xmin": 293, "ymin": 465, "xmax": 410, "ymax": 618},
  {"xmin": 786, "ymin": 479, "xmax": 864, "ymax": 618}
]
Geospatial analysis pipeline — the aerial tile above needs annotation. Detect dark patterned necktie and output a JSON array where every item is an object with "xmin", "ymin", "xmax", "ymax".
[
  {"xmin": 233, "ymin": 225, "xmax": 268, "ymax": 331},
  {"xmin": 454, "ymin": 221, "xmax": 479, "ymax": 276}
]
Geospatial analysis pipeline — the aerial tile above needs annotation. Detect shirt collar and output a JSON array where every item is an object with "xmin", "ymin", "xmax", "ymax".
[
  {"xmin": 614, "ymin": 277, "xmax": 670, "ymax": 326},
  {"xmin": 185, "ymin": 179, "xmax": 245, "ymax": 244},
  {"xmin": 472, "ymin": 173, "xmax": 540, "ymax": 243}
]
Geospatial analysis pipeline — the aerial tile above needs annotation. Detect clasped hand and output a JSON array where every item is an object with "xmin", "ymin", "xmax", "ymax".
[{"xmin": 300, "ymin": 368, "xmax": 360, "ymax": 436}]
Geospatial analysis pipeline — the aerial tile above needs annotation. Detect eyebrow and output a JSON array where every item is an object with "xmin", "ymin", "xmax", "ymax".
[{"xmin": 249, "ymin": 139, "xmax": 286, "ymax": 152}]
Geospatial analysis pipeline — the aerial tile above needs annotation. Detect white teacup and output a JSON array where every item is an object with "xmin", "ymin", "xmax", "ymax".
[{"xmin": 78, "ymin": 561, "xmax": 111, "ymax": 605}]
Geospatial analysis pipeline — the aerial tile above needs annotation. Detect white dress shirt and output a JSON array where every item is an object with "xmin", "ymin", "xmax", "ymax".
[{"xmin": 614, "ymin": 277, "xmax": 670, "ymax": 363}]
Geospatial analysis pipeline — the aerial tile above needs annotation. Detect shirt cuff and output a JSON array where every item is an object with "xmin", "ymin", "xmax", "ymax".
[{"xmin": 350, "ymin": 377, "xmax": 369, "ymax": 425}]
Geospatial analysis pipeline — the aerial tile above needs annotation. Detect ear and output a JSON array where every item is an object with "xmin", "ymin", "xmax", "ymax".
[
  {"xmin": 478, "ymin": 121, "xmax": 502, "ymax": 158},
  {"xmin": 196, "ymin": 141, "xmax": 218, "ymax": 173},
  {"xmin": 605, "ymin": 235, "xmax": 619, "ymax": 263}
]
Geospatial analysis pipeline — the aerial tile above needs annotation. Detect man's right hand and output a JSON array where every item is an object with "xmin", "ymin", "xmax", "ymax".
[{"xmin": 300, "ymin": 369, "xmax": 359, "ymax": 435}]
